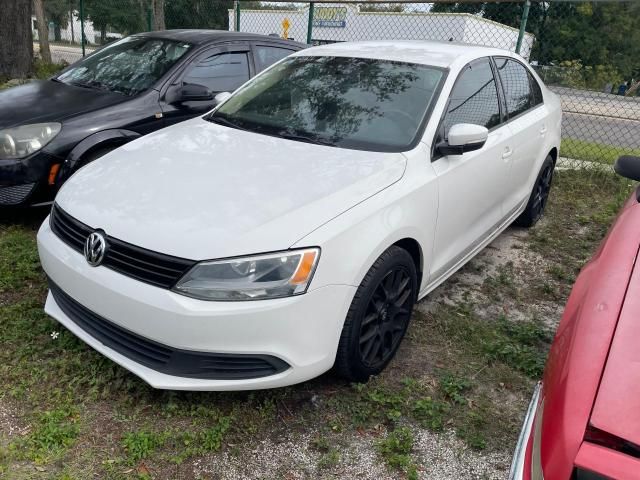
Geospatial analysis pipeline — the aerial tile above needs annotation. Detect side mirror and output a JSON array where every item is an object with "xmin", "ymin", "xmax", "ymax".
[
  {"xmin": 437, "ymin": 123, "xmax": 488, "ymax": 156},
  {"xmin": 173, "ymin": 83, "xmax": 213, "ymax": 103},
  {"xmin": 214, "ymin": 91, "xmax": 232, "ymax": 105},
  {"xmin": 614, "ymin": 156, "xmax": 640, "ymax": 182}
]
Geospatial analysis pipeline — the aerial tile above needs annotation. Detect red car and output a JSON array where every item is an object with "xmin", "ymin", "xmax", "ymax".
[{"xmin": 510, "ymin": 156, "xmax": 640, "ymax": 480}]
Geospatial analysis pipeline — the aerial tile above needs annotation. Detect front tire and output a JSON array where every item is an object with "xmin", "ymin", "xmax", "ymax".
[
  {"xmin": 335, "ymin": 246, "xmax": 418, "ymax": 382},
  {"xmin": 514, "ymin": 155, "xmax": 554, "ymax": 228}
]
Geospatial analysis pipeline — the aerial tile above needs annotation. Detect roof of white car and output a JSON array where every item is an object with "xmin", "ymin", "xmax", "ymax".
[{"xmin": 292, "ymin": 40, "xmax": 518, "ymax": 69}]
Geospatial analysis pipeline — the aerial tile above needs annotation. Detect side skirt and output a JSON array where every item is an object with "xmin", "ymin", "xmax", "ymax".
[{"xmin": 417, "ymin": 198, "xmax": 527, "ymax": 302}]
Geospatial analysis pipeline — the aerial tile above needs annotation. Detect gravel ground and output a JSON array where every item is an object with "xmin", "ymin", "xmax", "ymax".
[{"xmin": 193, "ymin": 426, "xmax": 511, "ymax": 480}]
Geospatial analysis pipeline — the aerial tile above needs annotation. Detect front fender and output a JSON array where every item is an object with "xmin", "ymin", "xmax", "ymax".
[
  {"xmin": 58, "ymin": 129, "xmax": 141, "ymax": 182},
  {"xmin": 293, "ymin": 145, "xmax": 438, "ymax": 295}
]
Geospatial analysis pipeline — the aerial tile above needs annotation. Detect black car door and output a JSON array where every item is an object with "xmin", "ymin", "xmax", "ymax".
[{"xmin": 160, "ymin": 44, "xmax": 253, "ymax": 127}]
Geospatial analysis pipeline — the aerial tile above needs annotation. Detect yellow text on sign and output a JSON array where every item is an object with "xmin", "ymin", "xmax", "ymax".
[{"xmin": 282, "ymin": 17, "xmax": 290, "ymax": 39}]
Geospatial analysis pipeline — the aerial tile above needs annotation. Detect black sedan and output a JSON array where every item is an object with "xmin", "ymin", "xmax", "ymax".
[{"xmin": 0, "ymin": 30, "xmax": 305, "ymax": 207}]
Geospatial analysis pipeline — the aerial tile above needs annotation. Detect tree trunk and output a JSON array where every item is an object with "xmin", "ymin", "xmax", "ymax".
[
  {"xmin": 153, "ymin": 0, "xmax": 165, "ymax": 31},
  {"xmin": 0, "ymin": 0, "xmax": 33, "ymax": 79},
  {"xmin": 69, "ymin": 9, "xmax": 75, "ymax": 43},
  {"xmin": 34, "ymin": 0, "xmax": 52, "ymax": 63}
]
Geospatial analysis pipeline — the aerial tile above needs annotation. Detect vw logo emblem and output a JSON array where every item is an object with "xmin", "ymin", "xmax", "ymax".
[{"xmin": 84, "ymin": 231, "xmax": 107, "ymax": 267}]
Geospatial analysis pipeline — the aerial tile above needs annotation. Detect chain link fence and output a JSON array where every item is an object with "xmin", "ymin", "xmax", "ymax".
[{"xmin": 29, "ymin": 0, "xmax": 640, "ymax": 170}]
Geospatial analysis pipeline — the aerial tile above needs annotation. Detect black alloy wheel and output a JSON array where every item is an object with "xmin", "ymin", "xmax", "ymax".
[
  {"xmin": 531, "ymin": 163, "xmax": 553, "ymax": 223},
  {"xmin": 514, "ymin": 155, "xmax": 555, "ymax": 228},
  {"xmin": 359, "ymin": 267, "xmax": 414, "ymax": 369},
  {"xmin": 335, "ymin": 246, "xmax": 418, "ymax": 382}
]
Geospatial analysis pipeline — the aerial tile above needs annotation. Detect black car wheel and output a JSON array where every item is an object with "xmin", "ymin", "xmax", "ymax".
[
  {"xmin": 514, "ymin": 155, "xmax": 554, "ymax": 228},
  {"xmin": 335, "ymin": 246, "xmax": 418, "ymax": 382}
]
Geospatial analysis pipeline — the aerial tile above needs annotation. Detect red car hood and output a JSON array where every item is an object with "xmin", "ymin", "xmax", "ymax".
[
  {"xmin": 539, "ymin": 191, "xmax": 640, "ymax": 479},
  {"xmin": 591, "ymin": 255, "xmax": 640, "ymax": 446}
]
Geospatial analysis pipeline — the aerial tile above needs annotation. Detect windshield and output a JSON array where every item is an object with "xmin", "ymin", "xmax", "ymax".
[
  {"xmin": 209, "ymin": 56, "xmax": 445, "ymax": 152},
  {"xmin": 56, "ymin": 36, "xmax": 192, "ymax": 96}
]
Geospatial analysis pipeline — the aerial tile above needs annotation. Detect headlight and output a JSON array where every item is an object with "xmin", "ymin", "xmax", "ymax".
[
  {"xmin": 0, "ymin": 123, "xmax": 61, "ymax": 160},
  {"xmin": 173, "ymin": 248, "xmax": 320, "ymax": 301}
]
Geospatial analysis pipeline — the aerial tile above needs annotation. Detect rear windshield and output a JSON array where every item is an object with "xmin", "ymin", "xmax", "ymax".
[
  {"xmin": 56, "ymin": 36, "xmax": 192, "ymax": 96},
  {"xmin": 208, "ymin": 56, "xmax": 445, "ymax": 152}
]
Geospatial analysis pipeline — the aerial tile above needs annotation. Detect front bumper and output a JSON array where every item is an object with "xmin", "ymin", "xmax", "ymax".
[
  {"xmin": 509, "ymin": 382, "xmax": 543, "ymax": 480},
  {"xmin": 0, "ymin": 150, "xmax": 62, "ymax": 206},
  {"xmin": 38, "ymin": 218, "xmax": 357, "ymax": 390}
]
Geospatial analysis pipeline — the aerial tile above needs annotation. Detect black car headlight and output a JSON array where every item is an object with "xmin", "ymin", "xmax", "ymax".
[{"xmin": 0, "ymin": 123, "xmax": 61, "ymax": 160}]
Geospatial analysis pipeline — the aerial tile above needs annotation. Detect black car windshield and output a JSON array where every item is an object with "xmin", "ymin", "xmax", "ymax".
[
  {"xmin": 208, "ymin": 55, "xmax": 445, "ymax": 152},
  {"xmin": 56, "ymin": 36, "xmax": 192, "ymax": 96}
]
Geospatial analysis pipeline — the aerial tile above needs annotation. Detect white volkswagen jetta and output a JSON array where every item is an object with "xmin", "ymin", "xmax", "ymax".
[{"xmin": 37, "ymin": 41, "xmax": 561, "ymax": 390}]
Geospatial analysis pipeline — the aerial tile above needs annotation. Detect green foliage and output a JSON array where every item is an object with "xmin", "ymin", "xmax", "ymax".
[
  {"xmin": 413, "ymin": 397, "xmax": 449, "ymax": 431},
  {"xmin": 0, "ymin": 227, "xmax": 42, "ymax": 293},
  {"xmin": 439, "ymin": 374, "xmax": 472, "ymax": 405},
  {"xmin": 11, "ymin": 408, "xmax": 80, "ymax": 462},
  {"xmin": 536, "ymin": 60, "xmax": 623, "ymax": 90},
  {"xmin": 456, "ymin": 409, "xmax": 488, "ymax": 450},
  {"xmin": 33, "ymin": 60, "xmax": 67, "ymax": 79},
  {"xmin": 200, "ymin": 416, "xmax": 232, "ymax": 451},
  {"xmin": 84, "ymin": 0, "xmax": 148, "ymax": 40},
  {"xmin": 359, "ymin": 4, "xmax": 404, "ymax": 13},
  {"xmin": 483, "ymin": 318, "xmax": 552, "ymax": 378},
  {"xmin": 561, "ymin": 139, "xmax": 640, "ymax": 166},
  {"xmin": 165, "ymin": 0, "xmax": 233, "ymax": 30},
  {"xmin": 376, "ymin": 427, "xmax": 417, "ymax": 478},
  {"xmin": 122, "ymin": 431, "xmax": 167, "ymax": 463},
  {"xmin": 433, "ymin": 1, "xmax": 638, "ymax": 84}
]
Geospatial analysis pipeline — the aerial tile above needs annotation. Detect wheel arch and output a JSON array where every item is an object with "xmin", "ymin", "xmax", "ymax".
[
  {"xmin": 58, "ymin": 129, "xmax": 141, "ymax": 182},
  {"xmin": 392, "ymin": 237, "xmax": 424, "ymax": 288},
  {"xmin": 548, "ymin": 147, "xmax": 558, "ymax": 166}
]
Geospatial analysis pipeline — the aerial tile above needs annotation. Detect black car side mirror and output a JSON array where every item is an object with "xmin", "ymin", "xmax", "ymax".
[
  {"xmin": 172, "ymin": 83, "xmax": 214, "ymax": 103},
  {"xmin": 614, "ymin": 156, "xmax": 640, "ymax": 182}
]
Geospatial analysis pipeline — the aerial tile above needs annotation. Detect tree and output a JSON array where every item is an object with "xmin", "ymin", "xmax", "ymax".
[
  {"xmin": 165, "ymin": 0, "xmax": 233, "ymax": 30},
  {"xmin": 83, "ymin": 0, "xmax": 147, "ymax": 43},
  {"xmin": 45, "ymin": 0, "xmax": 77, "ymax": 42},
  {"xmin": 152, "ymin": 0, "xmax": 165, "ymax": 30},
  {"xmin": 0, "ymin": 0, "xmax": 33, "ymax": 79},
  {"xmin": 34, "ymin": 0, "xmax": 52, "ymax": 63}
]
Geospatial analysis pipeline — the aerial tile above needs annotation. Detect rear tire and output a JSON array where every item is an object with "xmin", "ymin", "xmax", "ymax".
[
  {"xmin": 335, "ymin": 246, "xmax": 418, "ymax": 382},
  {"xmin": 514, "ymin": 155, "xmax": 554, "ymax": 228}
]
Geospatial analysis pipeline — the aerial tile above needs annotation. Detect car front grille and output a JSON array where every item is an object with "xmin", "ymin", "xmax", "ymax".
[
  {"xmin": 49, "ymin": 281, "xmax": 290, "ymax": 380},
  {"xmin": 49, "ymin": 204, "xmax": 196, "ymax": 289},
  {"xmin": 0, "ymin": 183, "xmax": 36, "ymax": 205}
]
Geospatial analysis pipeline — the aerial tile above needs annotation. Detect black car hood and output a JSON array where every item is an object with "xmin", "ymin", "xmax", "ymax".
[{"xmin": 0, "ymin": 80, "xmax": 129, "ymax": 129}]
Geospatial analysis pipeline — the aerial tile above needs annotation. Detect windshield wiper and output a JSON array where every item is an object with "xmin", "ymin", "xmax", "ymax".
[
  {"xmin": 276, "ymin": 131, "xmax": 334, "ymax": 147},
  {"xmin": 207, "ymin": 115, "xmax": 250, "ymax": 131},
  {"xmin": 69, "ymin": 79, "xmax": 112, "ymax": 93}
]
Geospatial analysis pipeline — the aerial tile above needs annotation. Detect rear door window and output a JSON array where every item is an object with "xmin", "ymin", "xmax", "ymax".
[
  {"xmin": 182, "ymin": 51, "xmax": 250, "ymax": 93},
  {"xmin": 494, "ymin": 58, "xmax": 537, "ymax": 118},
  {"xmin": 254, "ymin": 45, "xmax": 296, "ymax": 73}
]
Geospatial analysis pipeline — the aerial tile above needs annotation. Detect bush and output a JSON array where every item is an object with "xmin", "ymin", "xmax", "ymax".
[{"xmin": 536, "ymin": 60, "xmax": 623, "ymax": 91}]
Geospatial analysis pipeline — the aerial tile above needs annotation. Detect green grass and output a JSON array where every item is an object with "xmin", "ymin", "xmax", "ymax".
[
  {"xmin": 376, "ymin": 426, "xmax": 418, "ymax": 479},
  {"xmin": 122, "ymin": 431, "xmax": 168, "ymax": 463},
  {"xmin": 0, "ymin": 169, "xmax": 633, "ymax": 477},
  {"xmin": 10, "ymin": 407, "xmax": 80, "ymax": 463},
  {"xmin": 561, "ymin": 138, "xmax": 640, "ymax": 165}
]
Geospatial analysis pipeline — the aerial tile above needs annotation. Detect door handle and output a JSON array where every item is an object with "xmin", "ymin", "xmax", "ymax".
[
  {"xmin": 502, "ymin": 147, "xmax": 513, "ymax": 159},
  {"xmin": 539, "ymin": 125, "xmax": 547, "ymax": 136}
]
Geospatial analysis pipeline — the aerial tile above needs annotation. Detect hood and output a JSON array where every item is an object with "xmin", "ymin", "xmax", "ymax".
[
  {"xmin": 0, "ymin": 80, "xmax": 127, "ymax": 128},
  {"xmin": 56, "ymin": 117, "xmax": 407, "ymax": 260},
  {"xmin": 590, "ymin": 246, "xmax": 640, "ymax": 446}
]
